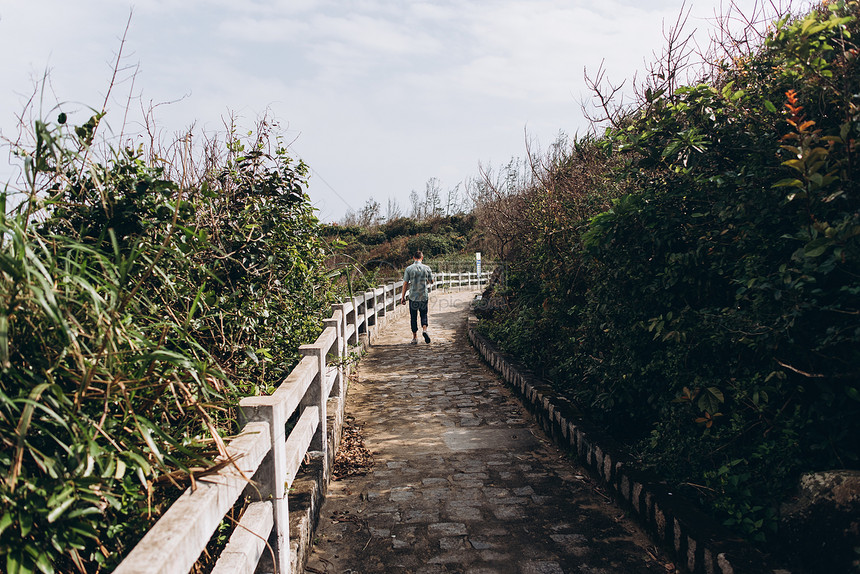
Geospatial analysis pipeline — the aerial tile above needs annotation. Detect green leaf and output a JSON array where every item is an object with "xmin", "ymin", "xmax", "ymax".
[
  {"xmin": 66, "ymin": 522, "xmax": 98, "ymax": 540},
  {"xmin": 697, "ymin": 387, "xmax": 725, "ymax": 414},
  {"xmin": 773, "ymin": 178, "xmax": 804, "ymax": 189},
  {"xmin": 125, "ymin": 451, "xmax": 152, "ymax": 476},
  {"xmin": 244, "ymin": 346, "xmax": 260, "ymax": 364},
  {"xmin": 7, "ymin": 551, "xmax": 23, "ymax": 574},
  {"xmin": 46, "ymin": 497, "xmax": 76, "ymax": 524},
  {"xmin": 185, "ymin": 282, "xmax": 207, "ymax": 328},
  {"xmin": 764, "ymin": 100, "xmax": 777, "ymax": 113},
  {"xmin": 114, "ymin": 458, "xmax": 127, "ymax": 480},
  {"xmin": 34, "ymin": 552, "xmax": 52, "ymax": 574},
  {"xmin": 18, "ymin": 509, "xmax": 33, "ymax": 538},
  {"xmin": 803, "ymin": 238, "xmax": 830, "ymax": 258},
  {"xmin": 0, "ymin": 513, "xmax": 13, "ymax": 537},
  {"xmin": 137, "ymin": 425, "xmax": 164, "ymax": 467},
  {"xmin": 782, "ymin": 158, "xmax": 805, "ymax": 172},
  {"xmin": 0, "ymin": 312, "xmax": 8, "ymax": 369}
]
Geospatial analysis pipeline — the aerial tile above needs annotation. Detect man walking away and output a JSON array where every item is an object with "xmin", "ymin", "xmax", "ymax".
[{"xmin": 401, "ymin": 250, "xmax": 434, "ymax": 344}]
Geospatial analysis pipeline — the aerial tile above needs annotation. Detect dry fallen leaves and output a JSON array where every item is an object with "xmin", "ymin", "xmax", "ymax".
[{"xmin": 332, "ymin": 418, "xmax": 374, "ymax": 480}]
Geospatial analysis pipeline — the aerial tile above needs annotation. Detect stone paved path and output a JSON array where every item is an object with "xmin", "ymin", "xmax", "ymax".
[{"xmin": 305, "ymin": 291, "xmax": 672, "ymax": 574}]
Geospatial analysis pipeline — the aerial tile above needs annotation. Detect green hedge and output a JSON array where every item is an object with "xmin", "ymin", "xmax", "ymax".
[{"xmin": 480, "ymin": 2, "xmax": 860, "ymax": 545}]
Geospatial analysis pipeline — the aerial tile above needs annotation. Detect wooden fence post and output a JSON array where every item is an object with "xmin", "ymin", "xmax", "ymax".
[
  {"xmin": 347, "ymin": 299, "xmax": 359, "ymax": 346},
  {"xmin": 331, "ymin": 304, "xmax": 347, "ymax": 358},
  {"xmin": 364, "ymin": 290, "xmax": 375, "ymax": 333},
  {"xmin": 238, "ymin": 398, "xmax": 290, "ymax": 574},
  {"xmin": 354, "ymin": 295, "xmax": 365, "ymax": 336},
  {"xmin": 298, "ymin": 344, "xmax": 327, "ymax": 464},
  {"xmin": 378, "ymin": 285, "xmax": 387, "ymax": 322},
  {"xmin": 323, "ymin": 314, "xmax": 344, "ymax": 401}
]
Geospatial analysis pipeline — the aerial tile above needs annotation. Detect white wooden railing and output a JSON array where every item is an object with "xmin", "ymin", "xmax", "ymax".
[
  {"xmin": 434, "ymin": 270, "xmax": 489, "ymax": 290},
  {"xmin": 115, "ymin": 271, "xmax": 490, "ymax": 574}
]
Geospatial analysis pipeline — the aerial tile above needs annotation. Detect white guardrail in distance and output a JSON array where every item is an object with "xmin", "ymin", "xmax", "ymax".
[
  {"xmin": 434, "ymin": 269, "xmax": 493, "ymax": 290},
  {"xmin": 114, "ymin": 273, "xmax": 490, "ymax": 574}
]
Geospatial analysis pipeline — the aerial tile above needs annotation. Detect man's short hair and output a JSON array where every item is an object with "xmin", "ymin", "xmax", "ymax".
[{"xmin": 413, "ymin": 250, "xmax": 424, "ymax": 260}]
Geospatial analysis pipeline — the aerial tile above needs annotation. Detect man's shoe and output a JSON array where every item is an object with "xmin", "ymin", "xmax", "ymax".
[
  {"xmin": 423, "ymin": 332, "xmax": 431, "ymax": 344},
  {"xmin": 410, "ymin": 339, "xmax": 418, "ymax": 345}
]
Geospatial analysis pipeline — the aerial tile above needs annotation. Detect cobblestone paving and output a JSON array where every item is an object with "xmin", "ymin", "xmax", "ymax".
[{"xmin": 305, "ymin": 291, "xmax": 671, "ymax": 574}]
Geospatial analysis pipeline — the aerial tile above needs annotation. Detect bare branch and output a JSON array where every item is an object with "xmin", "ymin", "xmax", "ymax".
[{"xmin": 582, "ymin": 60, "xmax": 628, "ymax": 130}]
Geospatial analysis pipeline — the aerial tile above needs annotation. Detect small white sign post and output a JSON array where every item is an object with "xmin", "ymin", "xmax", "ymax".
[{"xmin": 476, "ymin": 252, "xmax": 482, "ymax": 290}]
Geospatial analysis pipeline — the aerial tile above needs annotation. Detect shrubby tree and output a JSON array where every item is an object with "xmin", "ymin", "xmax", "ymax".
[
  {"xmin": 386, "ymin": 197, "xmax": 403, "ymax": 221},
  {"xmin": 342, "ymin": 197, "xmax": 383, "ymax": 228}
]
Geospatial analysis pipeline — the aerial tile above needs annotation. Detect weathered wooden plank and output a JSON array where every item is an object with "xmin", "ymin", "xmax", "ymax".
[
  {"xmin": 210, "ymin": 501, "xmax": 274, "ymax": 574},
  {"xmin": 314, "ymin": 326, "xmax": 337, "ymax": 357},
  {"xmin": 114, "ymin": 422, "xmax": 271, "ymax": 574},
  {"xmin": 325, "ymin": 365, "xmax": 339, "ymax": 397},
  {"xmin": 266, "ymin": 356, "xmax": 316, "ymax": 417},
  {"xmin": 284, "ymin": 406, "xmax": 320, "ymax": 487}
]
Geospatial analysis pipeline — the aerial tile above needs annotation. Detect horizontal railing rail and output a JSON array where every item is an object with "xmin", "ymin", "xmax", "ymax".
[{"xmin": 115, "ymin": 272, "xmax": 487, "ymax": 574}]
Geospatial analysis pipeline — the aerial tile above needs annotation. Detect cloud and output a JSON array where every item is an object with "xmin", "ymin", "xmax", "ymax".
[
  {"xmin": 219, "ymin": 12, "xmax": 439, "ymax": 53},
  {"xmin": 0, "ymin": 0, "xmax": 820, "ymax": 220}
]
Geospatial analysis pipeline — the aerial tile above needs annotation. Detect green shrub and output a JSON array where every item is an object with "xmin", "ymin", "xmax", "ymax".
[
  {"xmin": 406, "ymin": 233, "xmax": 455, "ymax": 257},
  {"xmin": 0, "ymin": 112, "xmax": 333, "ymax": 572},
  {"xmin": 357, "ymin": 228, "xmax": 387, "ymax": 245},
  {"xmin": 479, "ymin": 1, "xmax": 860, "ymax": 545},
  {"xmin": 381, "ymin": 216, "xmax": 421, "ymax": 239}
]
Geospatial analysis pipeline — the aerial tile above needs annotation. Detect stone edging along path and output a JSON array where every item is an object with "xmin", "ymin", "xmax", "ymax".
[{"xmin": 466, "ymin": 313, "xmax": 789, "ymax": 574}]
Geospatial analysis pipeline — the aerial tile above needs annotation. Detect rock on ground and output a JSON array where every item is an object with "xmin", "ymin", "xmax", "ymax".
[{"xmin": 779, "ymin": 469, "xmax": 860, "ymax": 573}]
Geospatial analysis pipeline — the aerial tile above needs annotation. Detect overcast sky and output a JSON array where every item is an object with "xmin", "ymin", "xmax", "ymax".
[{"xmin": 0, "ymin": 0, "xmax": 812, "ymax": 222}]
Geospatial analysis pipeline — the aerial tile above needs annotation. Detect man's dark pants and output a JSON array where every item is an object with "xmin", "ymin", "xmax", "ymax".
[{"xmin": 409, "ymin": 299, "xmax": 428, "ymax": 333}]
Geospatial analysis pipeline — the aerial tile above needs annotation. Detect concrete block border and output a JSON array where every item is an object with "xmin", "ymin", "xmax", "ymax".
[{"xmin": 467, "ymin": 318, "xmax": 789, "ymax": 574}]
